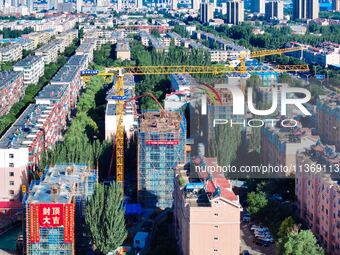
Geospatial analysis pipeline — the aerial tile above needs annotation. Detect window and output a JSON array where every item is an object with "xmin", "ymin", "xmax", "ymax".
[
  {"xmin": 9, "ymin": 172, "xmax": 14, "ymax": 177},
  {"xmin": 214, "ymin": 225, "xmax": 219, "ymax": 228},
  {"xmin": 9, "ymin": 190, "xmax": 14, "ymax": 195},
  {"xmin": 213, "ymin": 249, "xmax": 218, "ymax": 252},
  {"xmin": 214, "ymin": 213, "xmax": 219, "ymax": 216},
  {"xmin": 9, "ymin": 163, "xmax": 14, "ymax": 167},
  {"xmin": 9, "ymin": 154, "xmax": 14, "ymax": 159},
  {"xmin": 214, "ymin": 237, "xmax": 218, "ymax": 240},
  {"xmin": 9, "ymin": 181, "xmax": 14, "ymax": 186}
]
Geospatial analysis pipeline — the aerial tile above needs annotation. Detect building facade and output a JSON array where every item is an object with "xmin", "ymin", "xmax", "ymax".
[
  {"xmin": 317, "ymin": 93, "xmax": 340, "ymax": 151},
  {"xmin": 174, "ymin": 157, "xmax": 242, "ymax": 255},
  {"xmin": 293, "ymin": 0, "xmax": 319, "ymax": 20},
  {"xmin": 226, "ymin": 0, "xmax": 244, "ymax": 25},
  {"xmin": 261, "ymin": 122, "xmax": 319, "ymax": 176},
  {"xmin": 23, "ymin": 164, "xmax": 97, "ymax": 255},
  {"xmin": 265, "ymin": 0, "xmax": 284, "ymax": 20},
  {"xmin": 0, "ymin": 71, "xmax": 24, "ymax": 116},
  {"xmin": 295, "ymin": 143, "xmax": 340, "ymax": 255},
  {"xmin": 14, "ymin": 55, "xmax": 44, "ymax": 85},
  {"xmin": 138, "ymin": 111, "xmax": 186, "ymax": 209}
]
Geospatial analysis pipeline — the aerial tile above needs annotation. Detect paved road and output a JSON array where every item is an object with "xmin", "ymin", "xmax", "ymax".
[{"xmin": 240, "ymin": 223, "xmax": 278, "ymax": 255}]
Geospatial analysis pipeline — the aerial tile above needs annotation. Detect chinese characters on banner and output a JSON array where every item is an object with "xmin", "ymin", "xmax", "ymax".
[
  {"xmin": 145, "ymin": 140, "xmax": 179, "ymax": 145},
  {"xmin": 64, "ymin": 204, "xmax": 75, "ymax": 243},
  {"xmin": 38, "ymin": 204, "xmax": 64, "ymax": 228},
  {"xmin": 29, "ymin": 203, "xmax": 75, "ymax": 243}
]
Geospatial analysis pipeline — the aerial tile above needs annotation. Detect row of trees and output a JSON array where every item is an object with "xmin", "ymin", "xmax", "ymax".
[
  {"xmin": 0, "ymin": 55, "xmax": 68, "ymax": 136},
  {"xmin": 0, "ymin": 27, "xmax": 34, "ymax": 38}
]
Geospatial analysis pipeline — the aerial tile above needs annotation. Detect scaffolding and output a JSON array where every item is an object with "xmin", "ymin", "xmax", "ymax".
[
  {"xmin": 23, "ymin": 164, "xmax": 97, "ymax": 255},
  {"xmin": 138, "ymin": 111, "xmax": 186, "ymax": 209}
]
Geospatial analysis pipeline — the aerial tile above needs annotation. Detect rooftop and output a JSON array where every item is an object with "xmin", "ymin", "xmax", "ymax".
[
  {"xmin": 299, "ymin": 142, "xmax": 340, "ymax": 184},
  {"xmin": 116, "ymin": 39, "xmax": 130, "ymax": 51},
  {"xmin": 14, "ymin": 55, "xmax": 43, "ymax": 68},
  {"xmin": 51, "ymin": 65, "xmax": 80, "ymax": 84},
  {"xmin": 264, "ymin": 121, "xmax": 319, "ymax": 144},
  {"xmin": 25, "ymin": 164, "xmax": 97, "ymax": 204},
  {"xmin": 35, "ymin": 84, "xmax": 68, "ymax": 101},
  {"xmin": 139, "ymin": 111, "xmax": 183, "ymax": 133},
  {"xmin": 0, "ymin": 71, "xmax": 22, "ymax": 90},
  {"xmin": 176, "ymin": 157, "xmax": 240, "ymax": 207},
  {"xmin": 0, "ymin": 104, "xmax": 53, "ymax": 149},
  {"xmin": 318, "ymin": 92, "xmax": 340, "ymax": 109},
  {"xmin": 65, "ymin": 54, "xmax": 88, "ymax": 66}
]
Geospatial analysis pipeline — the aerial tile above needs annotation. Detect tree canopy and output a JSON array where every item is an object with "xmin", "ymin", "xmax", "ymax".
[
  {"xmin": 86, "ymin": 182, "xmax": 127, "ymax": 255},
  {"xmin": 279, "ymin": 230, "xmax": 324, "ymax": 255}
]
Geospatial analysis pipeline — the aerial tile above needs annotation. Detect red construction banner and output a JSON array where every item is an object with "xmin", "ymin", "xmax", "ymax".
[
  {"xmin": 145, "ymin": 140, "xmax": 179, "ymax": 145},
  {"xmin": 29, "ymin": 204, "xmax": 35, "ymax": 243},
  {"xmin": 35, "ymin": 205, "xmax": 40, "ymax": 242},
  {"xmin": 38, "ymin": 204, "xmax": 64, "ymax": 228},
  {"xmin": 64, "ymin": 204, "xmax": 75, "ymax": 243}
]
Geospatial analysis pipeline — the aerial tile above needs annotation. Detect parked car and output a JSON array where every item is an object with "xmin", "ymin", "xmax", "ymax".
[{"xmin": 242, "ymin": 250, "xmax": 250, "ymax": 255}]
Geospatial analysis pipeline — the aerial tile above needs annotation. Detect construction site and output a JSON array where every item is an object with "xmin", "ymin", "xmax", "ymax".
[
  {"xmin": 22, "ymin": 164, "xmax": 97, "ymax": 255},
  {"xmin": 137, "ymin": 111, "xmax": 186, "ymax": 209}
]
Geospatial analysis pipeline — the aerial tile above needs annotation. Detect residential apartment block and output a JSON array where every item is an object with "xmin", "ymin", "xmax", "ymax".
[
  {"xmin": 75, "ymin": 39, "xmax": 97, "ymax": 63},
  {"xmin": 35, "ymin": 40, "xmax": 60, "ymax": 65},
  {"xmin": 296, "ymin": 143, "xmax": 340, "ymax": 255},
  {"xmin": 0, "ymin": 71, "xmax": 24, "ymax": 116},
  {"xmin": 22, "ymin": 31, "xmax": 54, "ymax": 48},
  {"xmin": 287, "ymin": 41, "xmax": 340, "ymax": 67},
  {"xmin": 116, "ymin": 39, "xmax": 131, "ymax": 60},
  {"xmin": 13, "ymin": 55, "xmax": 44, "ymax": 85},
  {"xmin": 0, "ymin": 43, "xmax": 23, "ymax": 62},
  {"xmin": 174, "ymin": 157, "xmax": 242, "ymax": 255},
  {"xmin": 0, "ymin": 103, "xmax": 67, "ymax": 206},
  {"xmin": 317, "ymin": 93, "xmax": 340, "ymax": 151},
  {"xmin": 50, "ymin": 65, "xmax": 84, "ymax": 109},
  {"xmin": 105, "ymin": 75, "xmax": 136, "ymax": 140},
  {"xmin": 261, "ymin": 122, "xmax": 319, "ymax": 176}
]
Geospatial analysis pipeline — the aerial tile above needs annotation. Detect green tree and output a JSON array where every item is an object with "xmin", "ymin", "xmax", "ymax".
[
  {"xmin": 246, "ymin": 191, "xmax": 268, "ymax": 215},
  {"xmin": 278, "ymin": 216, "xmax": 298, "ymax": 238},
  {"xmin": 279, "ymin": 230, "xmax": 324, "ymax": 255},
  {"xmin": 86, "ymin": 183, "xmax": 127, "ymax": 254}
]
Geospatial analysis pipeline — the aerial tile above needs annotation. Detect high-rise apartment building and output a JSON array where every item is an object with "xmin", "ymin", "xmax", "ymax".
[
  {"xmin": 192, "ymin": 0, "xmax": 200, "ymax": 11},
  {"xmin": 293, "ymin": 0, "xmax": 319, "ymax": 20},
  {"xmin": 251, "ymin": 0, "xmax": 265, "ymax": 13},
  {"xmin": 138, "ymin": 111, "xmax": 186, "ymax": 209},
  {"xmin": 265, "ymin": 0, "xmax": 284, "ymax": 20},
  {"xmin": 226, "ymin": 0, "xmax": 244, "ymax": 25},
  {"xmin": 333, "ymin": 0, "xmax": 340, "ymax": 11},
  {"xmin": 200, "ymin": 0, "xmax": 215, "ymax": 23},
  {"xmin": 172, "ymin": 0, "xmax": 177, "ymax": 10}
]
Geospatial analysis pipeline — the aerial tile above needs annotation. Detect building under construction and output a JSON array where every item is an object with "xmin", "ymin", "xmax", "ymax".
[
  {"xmin": 23, "ymin": 164, "xmax": 97, "ymax": 255},
  {"xmin": 138, "ymin": 111, "xmax": 186, "ymax": 209}
]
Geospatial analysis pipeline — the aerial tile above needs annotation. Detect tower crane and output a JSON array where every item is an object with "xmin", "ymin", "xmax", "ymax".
[
  {"xmin": 81, "ymin": 61, "xmax": 309, "ymax": 194},
  {"xmin": 237, "ymin": 46, "xmax": 305, "ymax": 72}
]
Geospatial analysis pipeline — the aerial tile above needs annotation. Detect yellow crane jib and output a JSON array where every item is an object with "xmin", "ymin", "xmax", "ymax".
[{"xmin": 79, "ymin": 63, "xmax": 310, "ymax": 194}]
